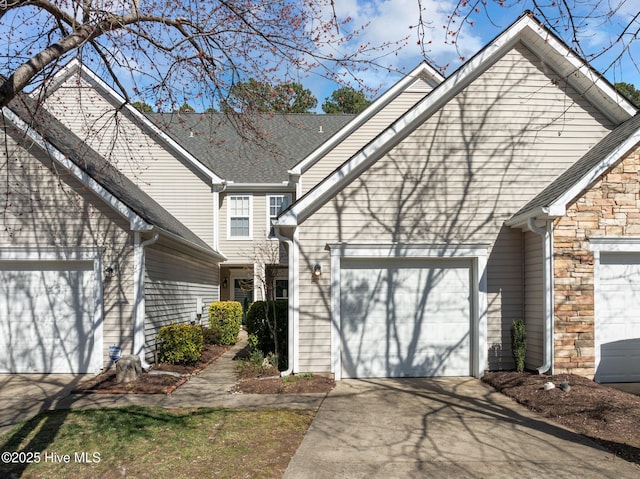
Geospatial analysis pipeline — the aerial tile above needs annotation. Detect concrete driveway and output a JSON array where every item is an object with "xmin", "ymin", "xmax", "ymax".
[
  {"xmin": 0, "ymin": 374, "xmax": 89, "ymax": 436},
  {"xmin": 283, "ymin": 378, "xmax": 640, "ymax": 478}
]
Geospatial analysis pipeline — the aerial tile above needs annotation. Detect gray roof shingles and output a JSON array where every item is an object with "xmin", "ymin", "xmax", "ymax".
[{"xmin": 148, "ymin": 113, "xmax": 354, "ymax": 183}]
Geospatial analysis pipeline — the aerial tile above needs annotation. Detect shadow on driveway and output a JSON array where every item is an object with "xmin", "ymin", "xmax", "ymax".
[{"xmin": 283, "ymin": 378, "xmax": 639, "ymax": 478}]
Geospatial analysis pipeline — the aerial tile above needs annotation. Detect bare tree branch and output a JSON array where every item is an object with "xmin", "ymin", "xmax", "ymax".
[{"xmin": 0, "ymin": 1, "xmax": 405, "ymax": 111}]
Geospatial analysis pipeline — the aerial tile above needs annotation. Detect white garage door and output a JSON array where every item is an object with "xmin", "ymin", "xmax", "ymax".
[
  {"xmin": 0, "ymin": 260, "xmax": 96, "ymax": 373},
  {"xmin": 340, "ymin": 258, "xmax": 471, "ymax": 378},
  {"xmin": 595, "ymin": 253, "xmax": 640, "ymax": 383}
]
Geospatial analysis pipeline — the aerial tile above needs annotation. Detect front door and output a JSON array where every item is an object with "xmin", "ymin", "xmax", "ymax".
[{"xmin": 233, "ymin": 278, "xmax": 254, "ymax": 323}]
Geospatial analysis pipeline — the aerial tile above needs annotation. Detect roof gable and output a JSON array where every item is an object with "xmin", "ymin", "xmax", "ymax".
[
  {"xmin": 38, "ymin": 59, "xmax": 224, "ymax": 185},
  {"xmin": 276, "ymin": 13, "xmax": 637, "ymax": 228},
  {"xmin": 3, "ymin": 94, "xmax": 223, "ymax": 259},
  {"xmin": 289, "ymin": 62, "xmax": 445, "ymax": 176}
]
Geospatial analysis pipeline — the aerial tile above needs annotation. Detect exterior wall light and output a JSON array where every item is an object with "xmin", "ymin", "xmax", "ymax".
[
  {"xmin": 313, "ymin": 263, "xmax": 322, "ymax": 277},
  {"xmin": 104, "ymin": 266, "xmax": 114, "ymax": 280},
  {"xmin": 222, "ymin": 278, "xmax": 228, "ymax": 289}
]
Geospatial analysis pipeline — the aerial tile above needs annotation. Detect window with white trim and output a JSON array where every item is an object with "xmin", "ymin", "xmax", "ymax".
[
  {"xmin": 228, "ymin": 195, "xmax": 252, "ymax": 239},
  {"xmin": 267, "ymin": 194, "xmax": 291, "ymax": 238}
]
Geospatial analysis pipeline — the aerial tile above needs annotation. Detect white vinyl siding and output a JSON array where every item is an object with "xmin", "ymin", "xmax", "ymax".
[
  {"xmin": 144, "ymin": 243, "xmax": 219, "ymax": 363},
  {"xmin": 228, "ymin": 195, "xmax": 252, "ymax": 239},
  {"xmin": 486, "ymin": 228, "xmax": 524, "ymax": 370},
  {"xmin": 524, "ymin": 231, "xmax": 544, "ymax": 369},
  {"xmin": 300, "ymin": 89, "xmax": 430, "ymax": 195},
  {"xmin": 42, "ymin": 80, "xmax": 216, "ymax": 248},
  {"xmin": 1, "ymin": 128, "xmax": 136, "ymax": 371},
  {"xmin": 219, "ymin": 192, "xmax": 290, "ymax": 263},
  {"xmin": 294, "ymin": 42, "xmax": 616, "ymax": 374}
]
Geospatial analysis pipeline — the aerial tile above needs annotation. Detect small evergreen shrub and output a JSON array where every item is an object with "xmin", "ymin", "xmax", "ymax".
[
  {"xmin": 201, "ymin": 325, "xmax": 222, "ymax": 345},
  {"xmin": 246, "ymin": 300, "xmax": 288, "ymax": 369},
  {"xmin": 208, "ymin": 301, "xmax": 242, "ymax": 345},
  {"xmin": 511, "ymin": 319, "xmax": 527, "ymax": 373},
  {"xmin": 157, "ymin": 323, "xmax": 204, "ymax": 365}
]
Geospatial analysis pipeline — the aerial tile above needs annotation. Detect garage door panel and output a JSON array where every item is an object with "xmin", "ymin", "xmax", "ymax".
[
  {"xmin": 595, "ymin": 253, "xmax": 640, "ymax": 383},
  {"xmin": 341, "ymin": 258, "xmax": 471, "ymax": 379},
  {"xmin": 0, "ymin": 261, "xmax": 96, "ymax": 373},
  {"xmin": 597, "ymin": 339, "xmax": 640, "ymax": 382}
]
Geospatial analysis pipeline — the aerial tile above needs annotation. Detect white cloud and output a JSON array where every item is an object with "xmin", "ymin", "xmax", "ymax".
[
  {"xmin": 310, "ymin": 0, "xmax": 486, "ymax": 99},
  {"xmin": 337, "ymin": 0, "xmax": 484, "ymax": 69}
]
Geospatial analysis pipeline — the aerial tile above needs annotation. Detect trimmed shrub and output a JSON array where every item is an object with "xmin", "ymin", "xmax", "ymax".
[
  {"xmin": 208, "ymin": 301, "xmax": 242, "ymax": 345},
  {"xmin": 246, "ymin": 300, "xmax": 288, "ymax": 369},
  {"xmin": 201, "ymin": 325, "xmax": 222, "ymax": 345},
  {"xmin": 157, "ymin": 323, "xmax": 204, "ymax": 365},
  {"xmin": 511, "ymin": 319, "xmax": 527, "ymax": 373}
]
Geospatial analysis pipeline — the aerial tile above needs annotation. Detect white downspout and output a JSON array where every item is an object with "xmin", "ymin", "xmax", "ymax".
[
  {"xmin": 273, "ymin": 226, "xmax": 296, "ymax": 377},
  {"xmin": 212, "ymin": 182, "xmax": 227, "ymax": 252},
  {"xmin": 528, "ymin": 218, "xmax": 554, "ymax": 375},
  {"xmin": 133, "ymin": 231, "xmax": 160, "ymax": 369}
]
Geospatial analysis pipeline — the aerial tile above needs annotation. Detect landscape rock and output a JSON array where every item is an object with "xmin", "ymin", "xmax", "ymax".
[{"xmin": 116, "ymin": 355, "xmax": 142, "ymax": 383}]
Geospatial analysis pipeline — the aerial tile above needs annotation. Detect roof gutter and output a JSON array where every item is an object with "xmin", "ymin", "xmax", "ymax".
[
  {"xmin": 223, "ymin": 181, "xmax": 293, "ymax": 193},
  {"xmin": 528, "ymin": 218, "xmax": 554, "ymax": 375},
  {"xmin": 152, "ymin": 225, "xmax": 226, "ymax": 263}
]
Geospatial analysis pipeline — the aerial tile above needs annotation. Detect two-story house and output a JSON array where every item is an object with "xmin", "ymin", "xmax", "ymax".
[{"xmin": 3, "ymin": 12, "xmax": 640, "ymax": 384}]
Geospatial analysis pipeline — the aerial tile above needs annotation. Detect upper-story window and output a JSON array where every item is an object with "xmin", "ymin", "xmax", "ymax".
[
  {"xmin": 267, "ymin": 194, "xmax": 291, "ymax": 238},
  {"xmin": 228, "ymin": 195, "xmax": 252, "ymax": 239}
]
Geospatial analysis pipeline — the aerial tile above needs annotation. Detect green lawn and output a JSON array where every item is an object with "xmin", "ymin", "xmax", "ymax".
[{"xmin": 0, "ymin": 406, "xmax": 315, "ymax": 478}]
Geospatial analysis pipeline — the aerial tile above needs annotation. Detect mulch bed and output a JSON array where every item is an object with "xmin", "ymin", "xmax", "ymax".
[
  {"xmin": 73, "ymin": 344, "xmax": 229, "ymax": 394},
  {"xmin": 73, "ymin": 343, "xmax": 336, "ymax": 396},
  {"xmin": 483, "ymin": 371, "xmax": 640, "ymax": 464},
  {"xmin": 233, "ymin": 374, "xmax": 336, "ymax": 394}
]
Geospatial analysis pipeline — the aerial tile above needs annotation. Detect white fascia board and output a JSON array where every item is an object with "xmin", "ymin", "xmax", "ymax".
[
  {"xmin": 0, "ymin": 247, "xmax": 101, "ymax": 261},
  {"xmin": 52, "ymin": 60, "xmax": 224, "ymax": 185},
  {"xmin": 223, "ymin": 182, "xmax": 294, "ymax": 193},
  {"xmin": 3, "ymin": 106, "xmax": 153, "ymax": 232},
  {"xmin": 279, "ymin": 22, "xmax": 530, "ymax": 226},
  {"xmin": 290, "ymin": 62, "xmax": 445, "ymax": 176},
  {"xmin": 506, "ymin": 125, "xmax": 640, "ymax": 230},
  {"xmin": 325, "ymin": 243, "xmax": 490, "ymax": 258},
  {"xmin": 518, "ymin": 22, "xmax": 636, "ymax": 123},
  {"xmin": 282, "ymin": 14, "xmax": 635, "ymax": 227},
  {"xmin": 153, "ymin": 226, "xmax": 227, "ymax": 262},
  {"xmin": 589, "ymin": 236, "xmax": 640, "ymax": 252},
  {"xmin": 34, "ymin": 58, "xmax": 80, "ymax": 97}
]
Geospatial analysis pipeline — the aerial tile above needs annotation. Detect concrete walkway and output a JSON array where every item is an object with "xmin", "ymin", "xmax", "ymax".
[
  {"xmin": 60, "ymin": 331, "xmax": 326, "ymax": 411},
  {"xmin": 3, "ymin": 343, "xmax": 640, "ymax": 478},
  {"xmin": 0, "ymin": 332, "xmax": 325, "ymax": 436},
  {"xmin": 283, "ymin": 378, "xmax": 640, "ymax": 479}
]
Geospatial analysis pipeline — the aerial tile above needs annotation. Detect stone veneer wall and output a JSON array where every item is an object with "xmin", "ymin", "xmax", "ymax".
[{"xmin": 553, "ymin": 147, "xmax": 640, "ymax": 377}]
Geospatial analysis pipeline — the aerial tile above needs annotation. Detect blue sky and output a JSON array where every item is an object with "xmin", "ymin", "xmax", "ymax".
[
  {"xmin": 307, "ymin": 0, "xmax": 640, "ymax": 108},
  {"xmin": 1, "ymin": 0, "xmax": 638, "ymax": 110}
]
